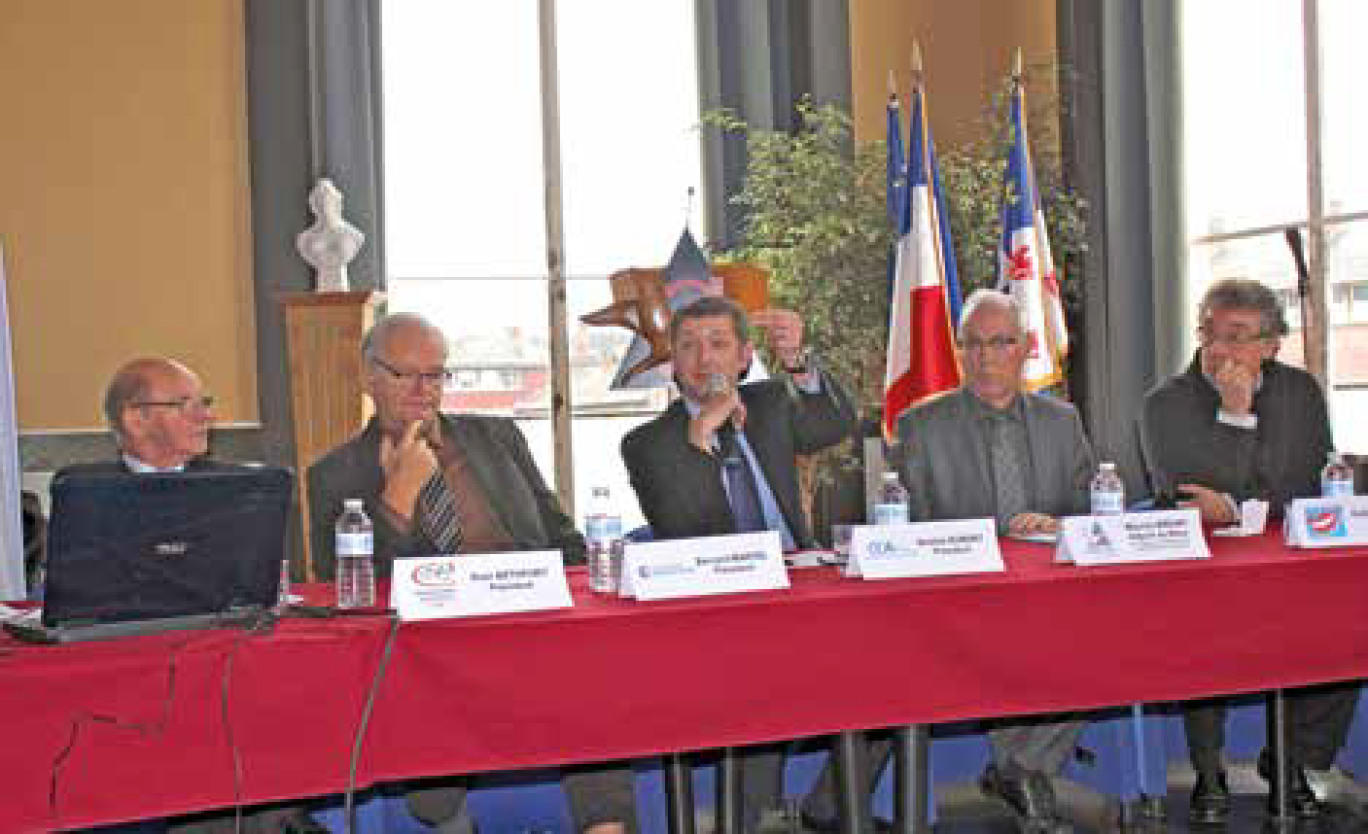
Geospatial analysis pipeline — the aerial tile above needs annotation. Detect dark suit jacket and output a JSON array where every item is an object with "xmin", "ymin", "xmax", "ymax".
[
  {"xmin": 307, "ymin": 413, "xmax": 584, "ymax": 579},
  {"xmin": 1139, "ymin": 355, "xmax": 1330, "ymax": 515},
  {"xmin": 897, "ymin": 387, "xmax": 1093, "ymax": 522},
  {"xmin": 620, "ymin": 373, "xmax": 856, "ymax": 549}
]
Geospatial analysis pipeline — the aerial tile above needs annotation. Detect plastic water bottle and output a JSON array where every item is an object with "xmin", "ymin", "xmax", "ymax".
[
  {"xmin": 584, "ymin": 486, "xmax": 624, "ymax": 593},
  {"xmin": 1322, "ymin": 451, "xmax": 1355, "ymax": 497},
  {"xmin": 872, "ymin": 471, "xmax": 909, "ymax": 525},
  {"xmin": 335, "ymin": 498, "xmax": 375, "ymax": 608},
  {"xmin": 1090, "ymin": 461, "xmax": 1125, "ymax": 515}
]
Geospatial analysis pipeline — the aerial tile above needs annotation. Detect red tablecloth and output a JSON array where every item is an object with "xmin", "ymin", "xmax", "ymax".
[{"xmin": 4, "ymin": 532, "xmax": 1367, "ymax": 831}]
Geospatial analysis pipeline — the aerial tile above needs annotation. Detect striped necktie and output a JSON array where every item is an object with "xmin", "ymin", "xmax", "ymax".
[{"xmin": 418, "ymin": 472, "xmax": 462, "ymax": 552}]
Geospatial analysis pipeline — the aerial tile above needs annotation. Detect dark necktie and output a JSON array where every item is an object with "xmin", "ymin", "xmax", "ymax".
[
  {"xmin": 718, "ymin": 424, "xmax": 766, "ymax": 533},
  {"xmin": 418, "ymin": 471, "xmax": 463, "ymax": 552}
]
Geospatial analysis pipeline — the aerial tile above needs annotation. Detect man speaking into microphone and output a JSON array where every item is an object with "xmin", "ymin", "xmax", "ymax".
[{"xmin": 621, "ymin": 295, "xmax": 856, "ymax": 830}]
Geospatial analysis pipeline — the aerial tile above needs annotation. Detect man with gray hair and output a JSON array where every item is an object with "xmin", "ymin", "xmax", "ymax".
[
  {"xmin": 802, "ymin": 289, "xmax": 1093, "ymax": 833},
  {"xmin": 1140, "ymin": 277, "xmax": 1362, "ymax": 825},
  {"xmin": 308, "ymin": 312, "xmax": 637, "ymax": 834}
]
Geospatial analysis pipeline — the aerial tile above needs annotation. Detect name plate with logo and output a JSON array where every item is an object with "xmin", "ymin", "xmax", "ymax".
[
  {"xmin": 1285, "ymin": 496, "xmax": 1368, "ymax": 548},
  {"xmin": 390, "ymin": 550, "xmax": 572, "ymax": 621},
  {"xmin": 619, "ymin": 531, "xmax": 787, "ymax": 601},
  {"xmin": 1055, "ymin": 509, "xmax": 1209, "ymax": 565},
  {"xmin": 845, "ymin": 518, "xmax": 1004, "ymax": 579}
]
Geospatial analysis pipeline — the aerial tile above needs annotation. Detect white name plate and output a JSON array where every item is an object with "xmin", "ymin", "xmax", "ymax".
[
  {"xmin": 390, "ymin": 550, "xmax": 572, "ymax": 621},
  {"xmin": 619, "ymin": 531, "xmax": 788, "ymax": 601},
  {"xmin": 1285, "ymin": 496, "xmax": 1368, "ymax": 547},
  {"xmin": 845, "ymin": 518, "xmax": 1004, "ymax": 579},
  {"xmin": 1055, "ymin": 509, "xmax": 1209, "ymax": 565}
]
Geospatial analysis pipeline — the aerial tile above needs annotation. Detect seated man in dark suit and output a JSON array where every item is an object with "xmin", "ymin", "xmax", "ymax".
[
  {"xmin": 804, "ymin": 290, "xmax": 1092, "ymax": 834},
  {"xmin": 60, "ymin": 356, "xmax": 321, "ymax": 834},
  {"xmin": 621, "ymin": 295, "xmax": 857, "ymax": 832},
  {"xmin": 307, "ymin": 313, "xmax": 637, "ymax": 834},
  {"xmin": 1140, "ymin": 278, "xmax": 1364, "ymax": 825}
]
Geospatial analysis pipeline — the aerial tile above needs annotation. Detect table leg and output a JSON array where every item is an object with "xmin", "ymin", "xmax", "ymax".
[
  {"xmin": 1265, "ymin": 689, "xmax": 1296, "ymax": 833},
  {"xmin": 831, "ymin": 730, "xmax": 872, "ymax": 833},
  {"xmin": 892, "ymin": 725, "xmax": 930, "ymax": 834},
  {"xmin": 665, "ymin": 753, "xmax": 697, "ymax": 834},
  {"xmin": 717, "ymin": 747, "xmax": 743, "ymax": 834}
]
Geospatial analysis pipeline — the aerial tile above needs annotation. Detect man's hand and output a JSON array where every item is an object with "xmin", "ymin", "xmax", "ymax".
[
  {"xmin": 379, "ymin": 419, "xmax": 439, "ymax": 521},
  {"xmin": 751, "ymin": 308, "xmax": 805, "ymax": 372},
  {"xmin": 1177, "ymin": 482, "xmax": 1237, "ymax": 524},
  {"xmin": 1209, "ymin": 358, "xmax": 1256, "ymax": 416},
  {"xmin": 687, "ymin": 387, "xmax": 747, "ymax": 453},
  {"xmin": 1007, "ymin": 512, "xmax": 1060, "ymax": 536}
]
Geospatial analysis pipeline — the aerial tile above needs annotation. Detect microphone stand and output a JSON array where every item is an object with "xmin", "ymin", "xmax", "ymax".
[{"xmin": 1284, "ymin": 227, "xmax": 1313, "ymax": 363}]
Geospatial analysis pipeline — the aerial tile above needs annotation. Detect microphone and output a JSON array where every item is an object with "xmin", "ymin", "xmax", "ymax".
[
  {"xmin": 1285, "ymin": 226, "xmax": 1310, "ymax": 299},
  {"xmin": 706, "ymin": 372, "xmax": 743, "ymax": 464}
]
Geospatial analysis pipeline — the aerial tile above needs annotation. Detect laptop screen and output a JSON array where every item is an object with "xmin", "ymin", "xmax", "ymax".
[{"xmin": 42, "ymin": 465, "xmax": 293, "ymax": 628}]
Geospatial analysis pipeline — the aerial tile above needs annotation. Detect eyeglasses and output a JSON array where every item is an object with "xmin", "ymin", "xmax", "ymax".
[
  {"xmin": 131, "ymin": 395, "xmax": 215, "ymax": 414},
  {"xmin": 1197, "ymin": 327, "xmax": 1272, "ymax": 348},
  {"xmin": 371, "ymin": 356, "xmax": 452, "ymax": 387},
  {"xmin": 959, "ymin": 335, "xmax": 1021, "ymax": 353}
]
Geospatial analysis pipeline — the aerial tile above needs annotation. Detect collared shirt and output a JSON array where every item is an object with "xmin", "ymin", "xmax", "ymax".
[
  {"xmin": 683, "ymin": 392, "xmax": 800, "ymax": 551},
  {"xmin": 122, "ymin": 453, "xmax": 184, "ymax": 474}
]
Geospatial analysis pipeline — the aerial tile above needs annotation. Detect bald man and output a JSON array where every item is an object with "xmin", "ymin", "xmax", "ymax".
[
  {"xmin": 67, "ymin": 356, "xmax": 218, "ymax": 474},
  {"xmin": 56, "ymin": 357, "xmax": 323, "ymax": 834}
]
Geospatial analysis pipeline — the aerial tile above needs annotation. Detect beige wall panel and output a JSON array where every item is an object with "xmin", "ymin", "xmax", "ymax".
[
  {"xmin": 0, "ymin": 0, "xmax": 255, "ymax": 431},
  {"xmin": 849, "ymin": 0, "xmax": 1058, "ymax": 147}
]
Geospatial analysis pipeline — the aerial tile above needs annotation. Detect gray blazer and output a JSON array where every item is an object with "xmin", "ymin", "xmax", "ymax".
[
  {"xmin": 897, "ymin": 388, "xmax": 1093, "ymax": 523},
  {"xmin": 307, "ymin": 413, "xmax": 584, "ymax": 579}
]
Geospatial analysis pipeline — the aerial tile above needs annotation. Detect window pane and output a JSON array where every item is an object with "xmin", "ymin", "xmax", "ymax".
[
  {"xmin": 1182, "ymin": 0, "xmax": 1307, "ymax": 236},
  {"xmin": 1325, "ymin": 219, "xmax": 1368, "ymax": 449},
  {"xmin": 387, "ymin": 277, "xmax": 551, "ymax": 418},
  {"xmin": 556, "ymin": 1, "xmax": 704, "ymax": 275},
  {"xmin": 382, "ymin": 2, "xmax": 547, "ymax": 278},
  {"xmin": 1187, "ymin": 232, "xmax": 1306, "ymax": 369},
  {"xmin": 1319, "ymin": 0, "xmax": 1368, "ymax": 216}
]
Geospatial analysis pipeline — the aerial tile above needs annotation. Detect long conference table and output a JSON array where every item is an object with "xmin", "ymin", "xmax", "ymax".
[{"xmin": 4, "ymin": 531, "xmax": 1368, "ymax": 832}]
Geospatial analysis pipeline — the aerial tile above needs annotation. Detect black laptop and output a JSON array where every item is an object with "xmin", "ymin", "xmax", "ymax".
[{"xmin": 31, "ymin": 465, "xmax": 293, "ymax": 642}]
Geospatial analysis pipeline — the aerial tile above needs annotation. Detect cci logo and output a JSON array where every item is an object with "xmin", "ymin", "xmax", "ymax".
[
  {"xmin": 1306, "ymin": 506, "xmax": 1347, "ymax": 539},
  {"xmin": 411, "ymin": 561, "xmax": 459, "ymax": 587}
]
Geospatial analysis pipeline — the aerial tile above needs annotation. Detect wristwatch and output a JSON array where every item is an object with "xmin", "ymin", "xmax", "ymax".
[{"xmin": 783, "ymin": 347, "xmax": 814, "ymax": 375}]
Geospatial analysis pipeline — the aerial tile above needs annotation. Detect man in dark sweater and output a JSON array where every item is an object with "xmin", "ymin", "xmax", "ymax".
[{"xmin": 1139, "ymin": 278, "xmax": 1363, "ymax": 826}]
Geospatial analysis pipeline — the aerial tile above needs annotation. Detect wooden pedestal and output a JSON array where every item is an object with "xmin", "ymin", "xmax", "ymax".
[{"xmin": 280, "ymin": 290, "xmax": 383, "ymax": 579}]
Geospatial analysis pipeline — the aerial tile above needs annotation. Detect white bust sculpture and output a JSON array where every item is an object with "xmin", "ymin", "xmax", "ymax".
[{"xmin": 296, "ymin": 179, "xmax": 364, "ymax": 292}]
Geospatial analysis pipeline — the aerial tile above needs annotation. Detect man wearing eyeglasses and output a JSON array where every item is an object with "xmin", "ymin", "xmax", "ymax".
[
  {"xmin": 60, "ymin": 356, "xmax": 325, "ymax": 834},
  {"xmin": 98, "ymin": 357, "xmax": 216, "ymax": 472},
  {"xmin": 1140, "ymin": 277, "xmax": 1363, "ymax": 826},
  {"xmin": 803, "ymin": 290, "xmax": 1094, "ymax": 834},
  {"xmin": 307, "ymin": 312, "xmax": 637, "ymax": 834}
]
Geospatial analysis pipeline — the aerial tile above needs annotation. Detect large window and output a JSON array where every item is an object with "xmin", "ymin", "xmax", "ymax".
[
  {"xmin": 1182, "ymin": 0, "xmax": 1368, "ymax": 450},
  {"xmin": 382, "ymin": 2, "xmax": 704, "ymax": 526}
]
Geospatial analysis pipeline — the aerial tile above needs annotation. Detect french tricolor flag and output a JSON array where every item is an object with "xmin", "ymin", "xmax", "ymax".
[
  {"xmin": 997, "ymin": 65, "xmax": 1069, "ymax": 391},
  {"xmin": 882, "ymin": 62, "xmax": 961, "ymax": 440}
]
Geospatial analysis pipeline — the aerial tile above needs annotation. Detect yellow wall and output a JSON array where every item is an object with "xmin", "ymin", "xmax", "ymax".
[
  {"xmin": 0, "ymin": 0, "xmax": 256, "ymax": 431},
  {"xmin": 849, "ymin": 0, "xmax": 1057, "ymax": 147}
]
